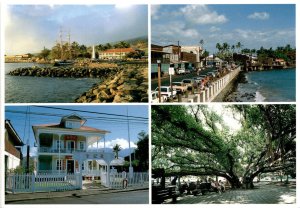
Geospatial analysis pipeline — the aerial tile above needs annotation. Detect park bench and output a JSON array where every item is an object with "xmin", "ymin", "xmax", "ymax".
[
  {"xmin": 152, "ymin": 185, "xmax": 179, "ymax": 204},
  {"xmin": 188, "ymin": 182, "xmax": 221, "ymax": 196},
  {"xmin": 152, "ymin": 168, "xmax": 180, "ymax": 204}
]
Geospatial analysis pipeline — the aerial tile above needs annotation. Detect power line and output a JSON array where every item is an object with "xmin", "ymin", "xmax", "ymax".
[
  {"xmin": 33, "ymin": 106, "xmax": 148, "ymax": 120},
  {"xmin": 6, "ymin": 110, "xmax": 148, "ymax": 125}
]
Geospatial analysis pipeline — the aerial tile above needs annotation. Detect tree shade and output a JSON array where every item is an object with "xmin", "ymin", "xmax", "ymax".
[{"xmin": 152, "ymin": 105, "xmax": 295, "ymax": 188}]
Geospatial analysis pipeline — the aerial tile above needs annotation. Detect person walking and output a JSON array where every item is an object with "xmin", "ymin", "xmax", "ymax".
[{"xmin": 122, "ymin": 169, "xmax": 128, "ymax": 189}]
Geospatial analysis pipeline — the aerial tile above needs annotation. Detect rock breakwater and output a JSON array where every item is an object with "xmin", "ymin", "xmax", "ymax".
[
  {"xmin": 7, "ymin": 66, "xmax": 119, "ymax": 78},
  {"xmin": 75, "ymin": 65, "xmax": 148, "ymax": 103}
]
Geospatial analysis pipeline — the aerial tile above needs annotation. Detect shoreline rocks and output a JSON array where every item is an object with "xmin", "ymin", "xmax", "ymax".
[
  {"xmin": 75, "ymin": 65, "xmax": 148, "ymax": 103},
  {"xmin": 223, "ymin": 72, "xmax": 256, "ymax": 102},
  {"xmin": 7, "ymin": 66, "xmax": 120, "ymax": 78}
]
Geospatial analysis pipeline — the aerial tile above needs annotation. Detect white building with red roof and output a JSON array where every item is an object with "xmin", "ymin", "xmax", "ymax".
[
  {"xmin": 99, "ymin": 48, "xmax": 135, "ymax": 60},
  {"xmin": 32, "ymin": 114, "xmax": 115, "ymax": 176}
]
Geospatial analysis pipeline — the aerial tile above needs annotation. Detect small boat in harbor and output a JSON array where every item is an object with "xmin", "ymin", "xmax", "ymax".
[{"xmin": 53, "ymin": 59, "xmax": 74, "ymax": 66}]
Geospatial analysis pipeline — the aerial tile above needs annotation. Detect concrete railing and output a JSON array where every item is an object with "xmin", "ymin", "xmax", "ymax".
[{"xmin": 180, "ymin": 67, "xmax": 240, "ymax": 103}]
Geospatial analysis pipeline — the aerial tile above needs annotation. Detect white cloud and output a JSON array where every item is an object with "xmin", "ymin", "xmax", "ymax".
[
  {"xmin": 154, "ymin": 21, "xmax": 199, "ymax": 40},
  {"xmin": 30, "ymin": 147, "xmax": 38, "ymax": 157},
  {"xmin": 5, "ymin": 5, "xmax": 147, "ymax": 55},
  {"xmin": 151, "ymin": 5, "xmax": 161, "ymax": 20},
  {"xmin": 96, "ymin": 138, "xmax": 137, "ymax": 149},
  {"xmin": 181, "ymin": 5, "xmax": 227, "ymax": 25},
  {"xmin": 248, "ymin": 12, "xmax": 270, "ymax": 20},
  {"xmin": 209, "ymin": 26, "xmax": 221, "ymax": 32}
]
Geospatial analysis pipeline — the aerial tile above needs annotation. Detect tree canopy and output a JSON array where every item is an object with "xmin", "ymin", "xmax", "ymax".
[{"xmin": 152, "ymin": 105, "xmax": 295, "ymax": 188}]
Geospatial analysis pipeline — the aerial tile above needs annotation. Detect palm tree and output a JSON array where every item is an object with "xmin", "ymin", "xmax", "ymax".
[
  {"xmin": 113, "ymin": 144, "xmax": 122, "ymax": 159},
  {"xmin": 236, "ymin": 42, "xmax": 243, "ymax": 53},
  {"xmin": 199, "ymin": 39, "xmax": 204, "ymax": 48},
  {"xmin": 231, "ymin": 45, "xmax": 235, "ymax": 53},
  {"xmin": 216, "ymin": 43, "xmax": 222, "ymax": 52},
  {"xmin": 251, "ymin": 49, "xmax": 256, "ymax": 56}
]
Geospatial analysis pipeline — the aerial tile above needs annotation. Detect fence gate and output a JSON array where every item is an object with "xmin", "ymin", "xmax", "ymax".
[
  {"xmin": 108, "ymin": 172, "xmax": 149, "ymax": 189},
  {"xmin": 5, "ymin": 173, "xmax": 82, "ymax": 194}
]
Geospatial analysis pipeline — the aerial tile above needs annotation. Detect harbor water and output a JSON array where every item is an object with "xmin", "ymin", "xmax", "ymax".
[
  {"xmin": 5, "ymin": 63, "xmax": 102, "ymax": 103},
  {"xmin": 232, "ymin": 68, "xmax": 295, "ymax": 102}
]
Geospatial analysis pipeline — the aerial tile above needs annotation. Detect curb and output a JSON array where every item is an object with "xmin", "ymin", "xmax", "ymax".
[{"xmin": 6, "ymin": 187, "xmax": 149, "ymax": 203}]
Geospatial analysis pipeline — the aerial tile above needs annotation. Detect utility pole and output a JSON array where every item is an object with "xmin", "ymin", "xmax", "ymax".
[
  {"xmin": 157, "ymin": 60, "xmax": 162, "ymax": 103},
  {"xmin": 127, "ymin": 108, "xmax": 133, "ymax": 178},
  {"xmin": 178, "ymin": 41, "xmax": 180, "ymax": 62},
  {"xmin": 26, "ymin": 142, "xmax": 30, "ymax": 174}
]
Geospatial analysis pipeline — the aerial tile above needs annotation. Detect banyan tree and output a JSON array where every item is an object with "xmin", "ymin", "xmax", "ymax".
[{"xmin": 152, "ymin": 105, "xmax": 295, "ymax": 189}]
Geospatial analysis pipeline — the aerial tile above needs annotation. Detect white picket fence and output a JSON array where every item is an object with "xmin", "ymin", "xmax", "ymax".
[
  {"xmin": 101, "ymin": 172, "xmax": 149, "ymax": 189},
  {"xmin": 5, "ymin": 173, "xmax": 82, "ymax": 194}
]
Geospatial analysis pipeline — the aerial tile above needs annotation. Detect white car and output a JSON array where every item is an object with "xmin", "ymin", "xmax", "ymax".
[
  {"xmin": 151, "ymin": 91, "xmax": 167, "ymax": 103},
  {"xmin": 154, "ymin": 86, "xmax": 177, "ymax": 99},
  {"xmin": 177, "ymin": 68, "xmax": 186, "ymax": 74}
]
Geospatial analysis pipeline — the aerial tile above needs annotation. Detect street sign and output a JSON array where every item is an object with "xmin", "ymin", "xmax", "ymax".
[{"xmin": 169, "ymin": 67, "xmax": 175, "ymax": 75}]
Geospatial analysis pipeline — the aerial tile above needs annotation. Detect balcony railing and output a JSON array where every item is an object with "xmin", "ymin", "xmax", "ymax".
[{"xmin": 39, "ymin": 147, "xmax": 87, "ymax": 154}]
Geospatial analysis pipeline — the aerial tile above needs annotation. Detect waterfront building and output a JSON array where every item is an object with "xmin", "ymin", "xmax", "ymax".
[
  {"xmin": 205, "ymin": 54, "xmax": 224, "ymax": 67},
  {"xmin": 181, "ymin": 46, "xmax": 202, "ymax": 62},
  {"xmin": 99, "ymin": 48, "xmax": 135, "ymax": 60},
  {"xmin": 163, "ymin": 45, "xmax": 181, "ymax": 64},
  {"xmin": 151, "ymin": 44, "xmax": 170, "ymax": 64}
]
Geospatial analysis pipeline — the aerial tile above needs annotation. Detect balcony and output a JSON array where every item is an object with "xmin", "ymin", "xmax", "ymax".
[{"xmin": 39, "ymin": 147, "xmax": 86, "ymax": 154}]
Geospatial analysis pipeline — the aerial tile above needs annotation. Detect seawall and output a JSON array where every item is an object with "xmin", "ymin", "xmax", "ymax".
[{"xmin": 180, "ymin": 67, "xmax": 241, "ymax": 103}]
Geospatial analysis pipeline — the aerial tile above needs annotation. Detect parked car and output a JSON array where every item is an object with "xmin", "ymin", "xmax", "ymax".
[
  {"xmin": 154, "ymin": 86, "xmax": 177, "ymax": 99},
  {"xmin": 185, "ymin": 68, "xmax": 192, "ymax": 74},
  {"xmin": 172, "ymin": 82, "xmax": 188, "ymax": 93},
  {"xmin": 187, "ymin": 66, "xmax": 195, "ymax": 72},
  {"xmin": 198, "ymin": 75, "xmax": 208, "ymax": 79},
  {"xmin": 182, "ymin": 79, "xmax": 194, "ymax": 90},
  {"xmin": 192, "ymin": 77, "xmax": 203, "ymax": 84},
  {"xmin": 177, "ymin": 68, "xmax": 186, "ymax": 75},
  {"xmin": 151, "ymin": 91, "xmax": 167, "ymax": 103},
  {"xmin": 207, "ymin": 72, "xmax": 216, "ymax": 78}
]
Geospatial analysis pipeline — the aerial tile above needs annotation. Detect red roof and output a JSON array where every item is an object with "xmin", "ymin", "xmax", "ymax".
[
  {"xmin": 33, "ymin": 123, "xmax": 110, "ymax": 134},
  {"xmin": 103, "ymin": 48, "xmax": 135, "ymax": 53}
]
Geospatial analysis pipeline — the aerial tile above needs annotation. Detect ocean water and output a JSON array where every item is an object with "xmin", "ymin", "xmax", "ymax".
[
  {"xmin": 5, "ymin": 63, "xmax": 102, "ymax": 103},
  {"xmin": 238, "ymin": 68, "xmax": 295, "ymax": 102}
]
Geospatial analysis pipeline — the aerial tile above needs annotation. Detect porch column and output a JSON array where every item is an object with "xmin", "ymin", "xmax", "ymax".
[
  {"xmin": 104, "ymin": 135, "xmax": 106, "ymax": 152},
  {"xmin": 36, "ymin": 131, "xmax": 41, "ymax": 173},
  {"xmin": 58, "ymin": 133, "xmax": 62, "ymax": 174}
]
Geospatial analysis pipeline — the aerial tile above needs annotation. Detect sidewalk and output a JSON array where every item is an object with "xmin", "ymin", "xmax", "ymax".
[
  {"xmin": 6, "ymin": 185, "xmax": 149, "ymax": 203},
  {"xmin": 165, "ymin": 182, "xmax": 296, "ymax": 204}
]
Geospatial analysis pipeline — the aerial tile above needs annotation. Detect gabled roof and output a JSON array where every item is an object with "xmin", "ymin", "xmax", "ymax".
[
  {"xmin": 32, "ymin": 114, "xmax": 110, "ymax": 140},
  {"xmin": 32, "ymin": 123, "xmax": 110, "ymax": 134},
  {"xmin": 5, "ymin": 120, "xmax": 24, "ymax": 146},
  {"xmin": 60, "ymin": 113, "xmax": 86, "ymax": 126}
]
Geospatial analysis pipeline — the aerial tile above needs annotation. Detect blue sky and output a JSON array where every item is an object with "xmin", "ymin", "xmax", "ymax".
[
  {"xmin": 152, "ymin": 4, "xmax": 295, "ymax": 53},
  {"xmin": 5, "ymin": 5, "xmax": 148, "ymax": 55},
  {"xmin": 5, "ymin": 105, "xmax": 148, "ymax": 157}
]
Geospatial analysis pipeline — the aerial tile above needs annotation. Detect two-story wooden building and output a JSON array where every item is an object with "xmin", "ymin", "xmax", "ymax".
[
  {"xmin": 32, "ymin": 114, "xmax": 111, "ymax": 176},
  {"xmin": 99, "ymin": 48, "xmax": 135, "ymax": 60}
]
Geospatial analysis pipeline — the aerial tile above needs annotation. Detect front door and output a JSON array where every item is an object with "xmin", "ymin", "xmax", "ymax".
[
  {"xmin": 67, "ymin": 141, "xmax": 75, "ymax": 152},
  {"xmin": 67, "ymin": 160, "xmax": 74, "ymax": 173}
]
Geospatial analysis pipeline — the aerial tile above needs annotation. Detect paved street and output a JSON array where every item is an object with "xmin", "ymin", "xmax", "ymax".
[
  {"xmin": 165, "ymin": 182, "xmax": 296, "ymax": 204},
  {"xmin": 7, "ymin": 190, "xmax": 149, "ymax": 204},
  {"xmin": 151, "ymin": 68, "xmax": 215, "ymax": 90}
]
